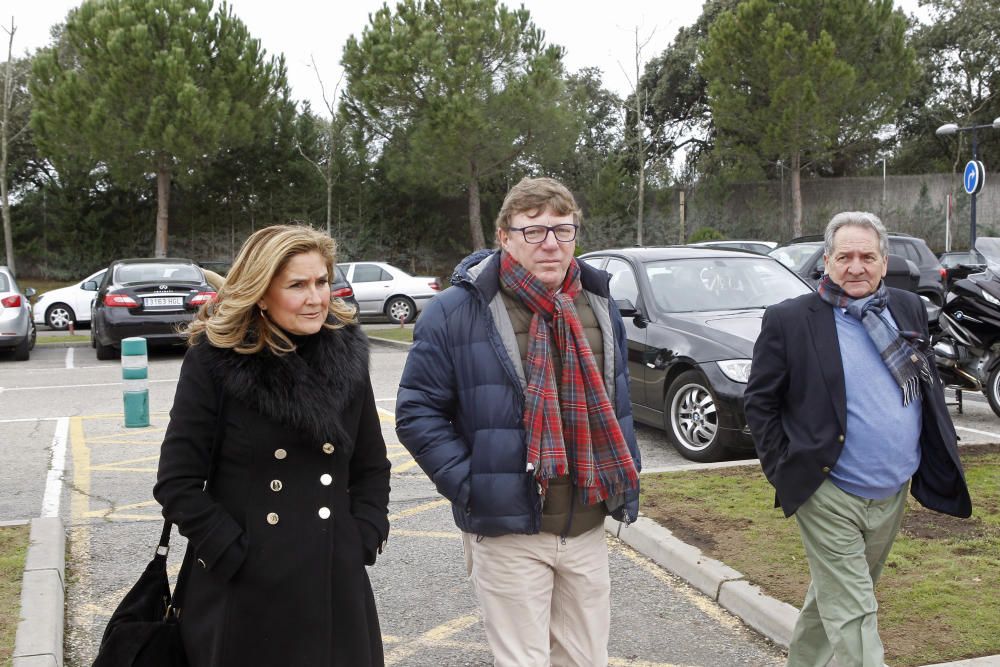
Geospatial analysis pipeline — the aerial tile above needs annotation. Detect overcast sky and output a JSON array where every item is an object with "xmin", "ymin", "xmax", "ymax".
[{"xmin": 5, "ymin": 0, "xmax": 925, "ymax": 113}]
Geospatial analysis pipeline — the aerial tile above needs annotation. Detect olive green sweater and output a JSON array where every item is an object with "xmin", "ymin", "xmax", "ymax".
[{"xmin": 499, "ymin": 284, "xmax": 608, "ymax": 537}]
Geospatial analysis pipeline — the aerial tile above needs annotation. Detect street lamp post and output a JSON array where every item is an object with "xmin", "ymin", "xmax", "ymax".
[{"xmin": 936, "ymin": 117, "xmax": 1000, "ymax": 250}]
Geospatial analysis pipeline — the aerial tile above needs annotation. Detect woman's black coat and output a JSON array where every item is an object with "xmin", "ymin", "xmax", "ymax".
[{"xmin": 153, "ymin": 324, "xmax": 391, "ymax": 666}]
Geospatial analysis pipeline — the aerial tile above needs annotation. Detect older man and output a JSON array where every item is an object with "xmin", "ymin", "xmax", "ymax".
[
  {"xmin": 744, "ymin": 212, "xmax": 971, "ymax": 667},
  {"xmin": 395, "ymin": 176, "xmax": 640, "ymax": 666}
]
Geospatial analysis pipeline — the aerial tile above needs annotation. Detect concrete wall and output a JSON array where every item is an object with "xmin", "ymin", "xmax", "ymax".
[{"xmin": 671, "ymin": 173, "xmax": 1000, "ymax": 251}]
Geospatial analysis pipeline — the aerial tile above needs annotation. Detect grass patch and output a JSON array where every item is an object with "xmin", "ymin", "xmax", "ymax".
[
  {"xmin": 366, "ymin": 327, "xmax": 414, "ymax": 343},
  {"xmin": 0, "ymin": 524, "xmax": 30, "ymax": 666},
  {"xmin": 641, "ymin": 445, "xmax": 1000, "ymax": 666},
  {"xmin": 37, "ymin": 335, "xmax": 90, "ymax": 345}
]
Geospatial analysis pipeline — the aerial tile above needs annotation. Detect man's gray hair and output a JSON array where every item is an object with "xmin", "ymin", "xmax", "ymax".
[{"xmin": 824, "ymin": 212, "xmax": 889, "ymax": 257}]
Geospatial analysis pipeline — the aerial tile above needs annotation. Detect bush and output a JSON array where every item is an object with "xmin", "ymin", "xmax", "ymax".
[{"xmin": 688, "ymin": 226, "xmax": 726, "ymax": 243}]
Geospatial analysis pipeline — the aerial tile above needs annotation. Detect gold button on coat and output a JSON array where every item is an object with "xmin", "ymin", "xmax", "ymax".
[
  {"xmin": 822, "ymin": 466, "xmax": 831, "ymax": 474},
  {"xmin": 320, "ymin": 474, "xmax": 332, "ymax": 486},
  {"xmin": 266, "ymin": 512, "xmax": 280, "ymax": 525},
  {"xmin": 270, "ymin": 479, "xmax": 283, "ymax": 492},
  {"xmin": 837, "ymin": 435, "xmax": 845, "ymax": 443},
  {"xmin": 274, "ymin": 448, "xmax": 287, "ymax": 460},
  {"xmin": 322, "ymin": 443, "xmax": 334, "ymax": 454},
  {"xmin": 318, "ymin": 507, "xmax": 331, "ymax": 519}
]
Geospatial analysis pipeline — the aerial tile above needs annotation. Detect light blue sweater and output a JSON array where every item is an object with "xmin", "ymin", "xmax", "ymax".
[{"xmin": 829, "ymin": 306, "xmax": 921, "ymax": 500}]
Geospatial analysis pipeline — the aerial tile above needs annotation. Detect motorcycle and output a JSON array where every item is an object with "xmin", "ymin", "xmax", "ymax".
[{"xmin": 932, "ymin": 237, "xmax": 1000, "ymax": 418}]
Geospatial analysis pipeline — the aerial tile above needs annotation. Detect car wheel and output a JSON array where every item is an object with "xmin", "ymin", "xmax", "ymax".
[
  {"xmin": 11, "ymin": 331, "xmax": 31, "ymax": 361},
  {"xmin": 45, "ymin": 303, "xmax": 76, "ymax": 330},
  {"xmin": 28, "ymin": 322, "xmax": 36, "ymax": 351},
  {"xmin": 95, "ymin": 337, "xmax": 119, "ymax": 361},
  {"xmin": 985, "ymin": 365, "xmax": 1000, "ymax": 420},
  {"xmin": 664, "ymin": 370, "xmax": 730, "ymax": 462},
  {"xmin": 384, "ymin": 296, "xmax": 416, "ymax": 324}
]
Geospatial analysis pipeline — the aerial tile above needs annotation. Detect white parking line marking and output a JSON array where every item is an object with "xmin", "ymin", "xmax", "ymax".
[
  {"xmin": 66, "ymin": 347, "xmax": 75, "ymax": 369},
  {"xmin": 41, "ymin": 417, "xmax": 69, "ymax": 518},
  {"xmin": 956, "ymin": 425, "xmax": 1000, "ymax": 439},
  {"xmin": 0, "ymin": 378, "xmax": 178, "ymax": 392},
  {"xmin": 0, "ymin": 416, "xmax": 63, "ymax": 423}
]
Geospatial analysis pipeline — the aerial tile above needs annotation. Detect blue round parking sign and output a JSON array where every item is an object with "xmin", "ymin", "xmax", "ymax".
[{"xmin": 964, "ymin": 160, "xmax": 985, "ymax": 195}]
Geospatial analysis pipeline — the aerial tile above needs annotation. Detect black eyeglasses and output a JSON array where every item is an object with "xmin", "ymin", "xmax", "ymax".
[{"xmin": 507, "ymin": 224, "xmax": 579, "ymax": 244}]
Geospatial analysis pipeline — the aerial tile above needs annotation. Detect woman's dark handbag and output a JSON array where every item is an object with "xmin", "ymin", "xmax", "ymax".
[
  {"xmin": 91, "ymin": 520, "xmax": 190, "ymax": 666},
  {"xmin": 93, "ymin": 389, "xmax": 223, "ymax": 666}
]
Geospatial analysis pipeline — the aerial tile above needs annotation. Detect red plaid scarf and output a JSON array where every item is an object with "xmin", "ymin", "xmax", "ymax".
[{"xmin": 499, "ymin": 252, "xmax": 639, "ymax": 505}]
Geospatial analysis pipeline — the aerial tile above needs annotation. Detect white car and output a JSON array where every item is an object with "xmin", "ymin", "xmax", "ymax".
[
  {"xmin": 33, "ymin": 269, "xmax": 107, "ymax": 330},
  {"xmin": 339, "ymin": 261, "xmax": 441, "ymax": 323}
]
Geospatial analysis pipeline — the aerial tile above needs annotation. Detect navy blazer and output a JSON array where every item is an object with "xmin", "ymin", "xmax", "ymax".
[{"xmin": 744, "ymin": 288, "xmax": 972, "ymax": 518}]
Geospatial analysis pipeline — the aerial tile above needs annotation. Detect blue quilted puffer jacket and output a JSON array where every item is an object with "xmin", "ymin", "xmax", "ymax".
[{"xmin": 395, "ymin": 249, "xmax": 640, "ymax": 536}]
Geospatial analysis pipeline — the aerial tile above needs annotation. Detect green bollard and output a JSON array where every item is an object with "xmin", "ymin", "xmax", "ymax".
[{"xmin": 121, "ymin": 337, "xmax": 149, "ymax": 428}]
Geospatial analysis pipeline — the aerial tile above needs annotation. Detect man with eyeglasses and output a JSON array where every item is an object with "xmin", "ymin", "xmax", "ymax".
[{"xmin": 396, "ymin": 176, "xmax": 640, "ymax": 666}]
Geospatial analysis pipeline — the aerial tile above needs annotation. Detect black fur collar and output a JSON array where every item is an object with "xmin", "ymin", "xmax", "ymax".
[{"xmin": 202, "ymin": 324, "xmax": 370, "ymax": 451}]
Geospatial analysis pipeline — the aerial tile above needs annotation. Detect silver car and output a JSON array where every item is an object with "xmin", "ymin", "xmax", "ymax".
[
  {"xmin": 339, "ymin": 261, "xmax": 441, "ymax": 323},
  {"xmin": 0, "ymin": 266, "xmax": 37, "ymax": 361}
]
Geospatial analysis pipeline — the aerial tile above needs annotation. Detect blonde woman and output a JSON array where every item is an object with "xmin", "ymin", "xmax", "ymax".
[{"xmin": 154, "ymin": 225, "xmax": 390, "ymax": 666}]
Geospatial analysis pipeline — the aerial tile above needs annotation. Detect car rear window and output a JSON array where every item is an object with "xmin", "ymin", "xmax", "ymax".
[
  {"xmin": 0, "ymin": 273, "xmax": 9, "ymax": 291},
  {"xmin": 116, "ymin": 263, "xmax": 203, "ymax": 284}
]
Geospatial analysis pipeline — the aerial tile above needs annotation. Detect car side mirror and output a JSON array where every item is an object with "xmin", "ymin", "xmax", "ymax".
[
  {"xmin": 615, "ymin": 299, "xmax": 638, "ymax": 317},
  {"xmin": 24, "ymin": 287, "xmax": 36, "ymax": 298},
  {"xmin": 83, "ymin": 281, "xmax": 98, "ymax": 291},
  {"xmin": 810, "ymin": 268, "xmax": 824, "ymax": 280}
]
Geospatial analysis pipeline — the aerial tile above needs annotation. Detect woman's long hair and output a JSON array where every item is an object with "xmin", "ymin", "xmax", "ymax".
[{"xmin": 186, "ymin": 225, "xmax": 356, "ymax": 355}]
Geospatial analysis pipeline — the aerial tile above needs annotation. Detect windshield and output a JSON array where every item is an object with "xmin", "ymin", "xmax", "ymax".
[
  {"xmin": 974, "ymin": 237, "xmax": 1000, "ymax": 274},
  {"xmin": 116, "ymin": 263, "xmax": 203, "ymax": 284},
  {"xmin": 644, "ymin": 257, "xmax": 811, "ymax": 313},
  {"xmin": 769, "ymin": 243, "xmax": 823, "ymax": 272},
  {"xmin": 940, "ymin": 251, "xmax": 986, "ymax": 268}
]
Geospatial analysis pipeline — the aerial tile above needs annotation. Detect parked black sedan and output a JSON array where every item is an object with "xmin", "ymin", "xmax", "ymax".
[
  {"xmin": 90, "ymin": 258, "xmax": 216, "ymax": 360},
  {"xmin": 939, "ymin": 250, "xmax": 987, "ymax": 290},
  {"xmin": 580, "ymin": 247, "xmax": 812, "ymax": 462}
]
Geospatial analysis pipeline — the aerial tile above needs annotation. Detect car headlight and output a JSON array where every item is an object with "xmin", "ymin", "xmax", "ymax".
[
  {"xmin": 981, "ymin": 288, "xmax": 1000, "ymax": 306},
  {"xmin": 716, "ymin": 359, "xmax": 752, "ymax": 383}
]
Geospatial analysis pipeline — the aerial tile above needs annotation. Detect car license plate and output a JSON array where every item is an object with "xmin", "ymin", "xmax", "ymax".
[{"xmin": 144, "ymin": 296, "xmax": 183, "ymax": 307}]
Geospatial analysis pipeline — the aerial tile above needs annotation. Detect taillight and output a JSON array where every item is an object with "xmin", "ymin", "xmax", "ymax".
[
  {"xmin": 332, "ymin": 287, "xmax": 354, "ymax": 298},
  {"xmin": 104, "ymin": 293, "xmax": 139, "ymax": 307},
  {"xmin": 190, "ymin": 291, "xmax": 217, "ymax": 306},
  {"xmin": 939, "ymin": 267, "xmax": 947, "ymax": 279},
  {"xmin": 429, "ymin": 280, "xmax": 441, "ymax": 291},
  {"xmin": 1, "ymin": 295, "xmax": 21, "ymax": 308}
]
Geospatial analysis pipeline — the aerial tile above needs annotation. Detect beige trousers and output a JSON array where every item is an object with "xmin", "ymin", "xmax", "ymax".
[{"xmin": 462, "ymin": 525, "xmax": 611, "ymax": 667}]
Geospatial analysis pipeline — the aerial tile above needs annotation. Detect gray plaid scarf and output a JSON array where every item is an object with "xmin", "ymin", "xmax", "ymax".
[{"xmin": 817, "ymin": 275, "xmax": 933, "ymax": 406}]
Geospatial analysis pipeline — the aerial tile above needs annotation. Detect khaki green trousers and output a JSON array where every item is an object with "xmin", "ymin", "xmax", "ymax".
[{"xmin": 787, "ymin": 479, "xmax": 908, "ymax": 667}]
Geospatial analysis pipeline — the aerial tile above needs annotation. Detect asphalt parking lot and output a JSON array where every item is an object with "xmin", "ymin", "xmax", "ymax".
[{"xmin": 4, "ymin": 337, "xmax": 1000, "ymax": 666}]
